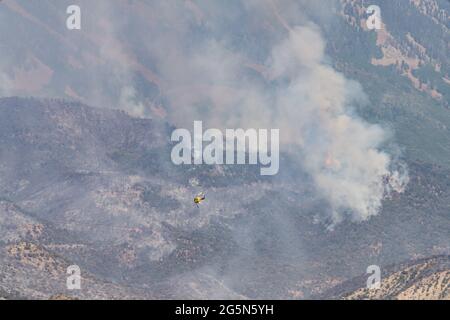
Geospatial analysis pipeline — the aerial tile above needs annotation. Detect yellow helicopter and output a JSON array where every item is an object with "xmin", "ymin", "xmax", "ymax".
[{"xmin": 194, "ymin": 192, "xmax": 206, "ymax": 207}]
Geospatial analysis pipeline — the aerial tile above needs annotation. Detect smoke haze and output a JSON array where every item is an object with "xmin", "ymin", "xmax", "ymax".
[{"xmin": 0, "ymin": 0, "xmax": 408, "ymax": 222}]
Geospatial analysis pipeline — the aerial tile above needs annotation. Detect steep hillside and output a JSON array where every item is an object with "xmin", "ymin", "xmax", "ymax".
[
  {"xmin": 320, "ymin": 255, "xmax": 449, "ymax": 299},
  {"xmin": 0, "ymin": 0, "xmax": 448, "ymax": 299},
  {"xmin": 0, "ymin": 97, "xmax": 448, "ymax": 299}
]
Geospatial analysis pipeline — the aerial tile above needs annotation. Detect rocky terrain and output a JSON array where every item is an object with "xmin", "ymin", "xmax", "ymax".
[
  {"xmin": 320, "ymin": 255, "xmax": 449, "ymax": 300},
  {"xmin": 0, "ymin": 97, "xmax": 448, "ymax": 299},
  {"xmin": 0, "ymin": 0, "xmax": 448, "ymax": 299}
]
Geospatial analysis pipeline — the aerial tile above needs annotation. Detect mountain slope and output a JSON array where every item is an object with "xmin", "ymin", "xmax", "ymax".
[
  {"xmin": 0, "ymin": 0, "xmax": 449, "ymax": 299},
  {"xmin": 320, "ymin": 255, "xmax": 449, "ymax": 300},
  {"xmin": 0, "ymin": 97, "xmax": 448, "ymax": 299}
]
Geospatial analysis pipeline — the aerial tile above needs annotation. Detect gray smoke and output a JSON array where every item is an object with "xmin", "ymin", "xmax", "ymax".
[{"xmin": 0, "ymin": 0, "xmax": 408, "ymax": 222}]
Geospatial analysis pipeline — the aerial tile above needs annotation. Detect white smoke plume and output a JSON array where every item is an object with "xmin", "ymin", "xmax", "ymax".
[
  {"xmin": 119, "ymin": 86, "xmax": 147, "ymax": 118},
  {"xmin": 267, "ymin": 25, "xmax": 409, "ymax": 222},
  {"xmin": 0, "ymin": 72, "xmax": 13, "ymax": 97},
  {"xmin": 1, "ymin": 0, "xmax": 409, "ymax": 222},
  {"xmin": 136, "ymin": 3, "xmax": 409, "ymax": 222}
]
